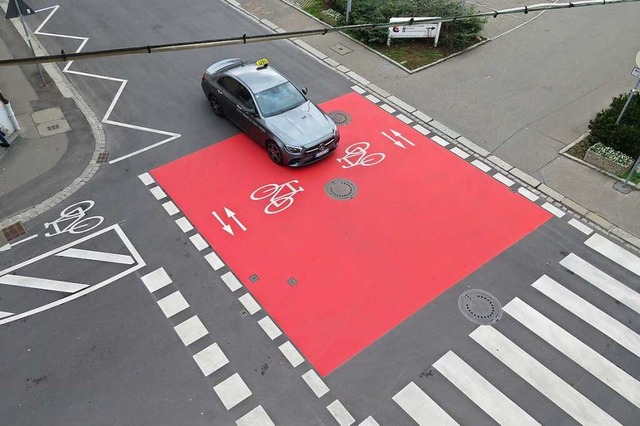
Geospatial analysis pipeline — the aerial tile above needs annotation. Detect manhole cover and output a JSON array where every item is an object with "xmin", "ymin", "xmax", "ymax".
[
  {"xmin": 97, "ymin": 152, "xmax": 110, "ymax": 163},
  {"xmin": 330, "ymin": 43, "xmax": 353, "ymax": 55},
  {"xmin": 2, "ymin": 221, "xmax": 26, "ymax": 242},
  {"xmin": 458, "ymin": 289, "xmax": 502, "ymax": 325},
  {"xmin": 325, "ymin": 179, "xmax": 358, "ymax": 200},
  {"xmin": 327, "ymin": 110, "xmax": 351, "ymax": 125}
]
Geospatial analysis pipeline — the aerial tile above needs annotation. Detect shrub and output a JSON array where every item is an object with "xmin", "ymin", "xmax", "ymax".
[
  {"xmin": 588, "ymin": 93, "xmax": 640, "ymax": 158},
  {"xmin": 331, "ymin": 0, "xmax": 484, "ymax": 49}
]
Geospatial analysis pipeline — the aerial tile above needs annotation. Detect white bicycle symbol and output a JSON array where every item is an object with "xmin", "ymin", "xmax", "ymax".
[
  {"xmin": 337, "ymin": 142, "xmax": 385, "ymax": 169},
  {"xmin": 250, "ymin": 180, "xmax": 304, "ymax": 215},
  {"xmin": 44, "ymin": 200, "xmax": 104, "ymax": 237}
]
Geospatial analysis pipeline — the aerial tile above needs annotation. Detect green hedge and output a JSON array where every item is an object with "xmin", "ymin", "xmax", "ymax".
[
  {"xmin": 328, "ymin": 0, "xmax": 484, "ymax": 49},
  {"xmin": 588, "ymin": 93, "xmax": 640, "ymax": 158}
]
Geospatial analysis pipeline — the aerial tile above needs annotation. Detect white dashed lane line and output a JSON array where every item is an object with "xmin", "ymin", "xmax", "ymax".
[
  {"xmin": 193, "ymin": 342, "xmax": 229, "ymax": 377},
  {"xmin": 214, "ymin": 373, "xmax": 253, "ymax": 410},
  {"xmin": 279, "ymin": 341, "xmax": 305, "ymax": 368}
]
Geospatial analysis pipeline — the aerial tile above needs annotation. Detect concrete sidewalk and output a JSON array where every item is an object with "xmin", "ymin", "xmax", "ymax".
[
  {"xmin": 0, "ymin": 11, "xmax": 104, "ymax": 239},
  {"xmin": 231, "ymin": 0, "xmax": 640, "ymax": 248}
]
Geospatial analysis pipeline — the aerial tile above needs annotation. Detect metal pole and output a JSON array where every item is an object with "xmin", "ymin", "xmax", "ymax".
[
  {"xmin": 12, "ymin": 0, "xmax": 46, "ymax": 87},
  {"xmin": 621, "ymin": 153, "xmax": 640, "ymax": 186},
  {"xmin": 615, "ymin": 78, "xmax": 639, "ymax": 124},
  {"xmin": 346, "ymin": 0, "xmax": 352, "ymax": 24}
]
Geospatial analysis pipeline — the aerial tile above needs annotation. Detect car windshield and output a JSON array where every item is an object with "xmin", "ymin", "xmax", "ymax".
[{"xmin": 254, "ymin": 82, "xmax": 306, "ymax": 118}]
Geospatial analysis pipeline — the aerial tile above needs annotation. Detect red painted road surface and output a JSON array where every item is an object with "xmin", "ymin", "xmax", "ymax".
[{"xmin": 152, "ymin": 92, "xmax": 551, "ymax": 376}]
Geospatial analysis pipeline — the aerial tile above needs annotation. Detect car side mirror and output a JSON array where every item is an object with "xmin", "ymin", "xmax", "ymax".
[{"xmin": 301, "ymin": 87, "xmax": 308, "ymax": 95}]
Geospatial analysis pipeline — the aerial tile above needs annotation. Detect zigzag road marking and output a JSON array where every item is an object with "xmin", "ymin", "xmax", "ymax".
[{"xmin": 33, "ymin": 5, "xmax": 181, "ymax": 164}]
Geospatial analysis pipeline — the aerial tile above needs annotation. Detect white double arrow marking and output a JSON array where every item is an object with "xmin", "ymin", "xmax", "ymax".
[
  {"xmin": 381, "ymin": 129, "xmax": 416, "ymax": 149},
  {"xmin": 212, "ymin": 208, "xmax": 247, "ymax": 236}
]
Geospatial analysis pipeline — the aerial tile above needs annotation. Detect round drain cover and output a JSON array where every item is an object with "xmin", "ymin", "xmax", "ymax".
[
  {"xmin": 327, "ymin": 110, "xmax": 352, "ymax": 125},
  {"xmin": 458, "ymin": 289, "xmax": 502, "ymax": 325},
  {"xmin": 325, "ymin": 179, "xmax": 358, "ymax": 200}
]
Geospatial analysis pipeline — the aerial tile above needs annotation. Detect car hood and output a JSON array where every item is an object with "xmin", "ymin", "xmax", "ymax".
[{"xmin": 265, "ymin": 101, "xmax": 334, "ymax": 147}]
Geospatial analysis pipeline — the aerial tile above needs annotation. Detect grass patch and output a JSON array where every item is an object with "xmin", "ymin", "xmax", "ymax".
[
  {"xmin": 377, "ymin": 40, "xmax": 445, "ymax": 69},
  {"xmin": 303, "ymin": 0, "xmax": 327, "ymax": 17}
]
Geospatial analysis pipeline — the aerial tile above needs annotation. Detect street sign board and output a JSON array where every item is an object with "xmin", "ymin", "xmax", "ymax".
[
  {"xmin": 387, "ymin": 17, "xmax": 442, "ymax": 47},
  {"xmin": 632, "ymin": 66, "xmax": 640, "ymax": 79}
]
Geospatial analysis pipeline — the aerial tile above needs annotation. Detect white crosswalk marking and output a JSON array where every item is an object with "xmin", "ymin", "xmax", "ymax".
[
  {"xmin": 470, "ymin": 326, "xmax": 622, "ymax": 426},
  {"xmin": 0, "ymin": 274, "xmax": 88, "ymax": 293},
  {"xmin": 585, "ymin": 233, "xmax": 640, "ymax": 276},
  {"xmin": 504, "ymin": 298, "xmax": 640, "ymax": 407},
  {"xmin": 214, "ymin": 373, "xmax": 252, "ymax": 410},
  {"xmin": 434, "ymin": 351, "xmax": 540, "ymax": 425},
  {"xmin": 533, "ymin": 275, "xmax": 640, "ymax": 356},
  {"xmin": 56, "ymin": 248, "xmax": 135, "ymax": 264},
  {"xmin": 560, "ymin": 253, "xmax": 640, "ymax": 313},
  {"xmin": 327, "ymin": 400, "xmax": 356, "ymax": 426},
  {"xmin": 393, "ymin": 382, "xmax": 459, "ymax": 426}
]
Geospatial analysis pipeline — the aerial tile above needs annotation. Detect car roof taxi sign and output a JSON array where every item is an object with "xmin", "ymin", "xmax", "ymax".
[{"xmin": 256, "ymin": 58, "xmax": 269, "ymax": 69}]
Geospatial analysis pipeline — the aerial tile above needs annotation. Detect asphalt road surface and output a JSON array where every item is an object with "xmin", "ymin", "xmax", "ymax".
[{"xmin": 1, "ymin": 1, "xmax": 638, "ymax": 425}]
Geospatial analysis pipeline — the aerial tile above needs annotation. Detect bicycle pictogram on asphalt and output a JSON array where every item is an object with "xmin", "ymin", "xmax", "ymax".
[
  {"xmin": 337, "ymin": 142, "xmax": 385, "ymax": 169},
  {"xmin": 250, "ymin": 180, "xmax": 305, "ymax": 214},
  {"xmin": 44, "ymin": 200, "xmax": 104, "ymax": 237}
]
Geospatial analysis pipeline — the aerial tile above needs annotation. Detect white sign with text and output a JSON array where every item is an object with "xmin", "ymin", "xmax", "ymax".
[{"xmin": 388, "ymin": 17, "xmax": 442, "ymax": 47}]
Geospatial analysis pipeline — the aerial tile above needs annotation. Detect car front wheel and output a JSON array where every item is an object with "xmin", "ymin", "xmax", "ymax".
[
  {"xmin": 266, "ymin": 141, "xmax": 283, "ymax": 165},
  {"xmin": 208, "ymin": 95, "xmax": 223, "ymax": 117}
]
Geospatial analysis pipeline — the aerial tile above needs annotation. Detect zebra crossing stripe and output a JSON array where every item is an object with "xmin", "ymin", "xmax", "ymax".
[
  {"xmin": 585, "ymin": 234, "xmax": 640, "ymax": 276},
  {"xmin": 560, "ymin": 253, "xmax": 640, "ymax": 314},
  {"xmin": 0, "ymin": 274, "xmax": 88, "ymax": 293},
  {"xmin": 392, "ymin": 382, "xmax": 459, "ymax": 426},
  {"xmin": 504, "ymin": 298, "xmax": 640, "ymax": 408},
  {"xmin": 470, "ymin": 326, "xmax": 622, "ymax": 426},
  {"xmin": 533, "ymin": 275, "xmax": 640, "ymax": 357},
  {"xmin": 433, "ymin": 351, "xmax": 541, "ymax": 425}
]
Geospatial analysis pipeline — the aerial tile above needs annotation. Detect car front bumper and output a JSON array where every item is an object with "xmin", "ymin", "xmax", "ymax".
[{"xmin": 284, "ymin": 133, "xmax": 340, "ymax": 167}]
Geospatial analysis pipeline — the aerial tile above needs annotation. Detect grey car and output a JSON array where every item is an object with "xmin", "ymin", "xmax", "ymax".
[{"xmin": 201, "ymin": 58, "xmax": 340, "ymax": 166}]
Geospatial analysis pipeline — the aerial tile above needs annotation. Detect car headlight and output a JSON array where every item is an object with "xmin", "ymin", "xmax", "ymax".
[
  {"xmin": 285, "ymin": 144, "xmax": 303, "ymax": 154},
  {"xmin": 333, "ymin": 126, "xmax": 339, "ymax": 138}
]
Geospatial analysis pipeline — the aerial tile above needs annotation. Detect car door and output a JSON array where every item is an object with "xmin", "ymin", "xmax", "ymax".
[
  {"xmin": 235, "ymin": 85, "xmax": 267, "ymax": 143},
  {"xmin": 216, "ymin": 76, "xmax": 243, "ymax": 126}
]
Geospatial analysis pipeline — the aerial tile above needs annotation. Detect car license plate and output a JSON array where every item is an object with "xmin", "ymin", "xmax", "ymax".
[{"xmin": 316, "ymin": 148, "xmax": 329, "ymax": 158}]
